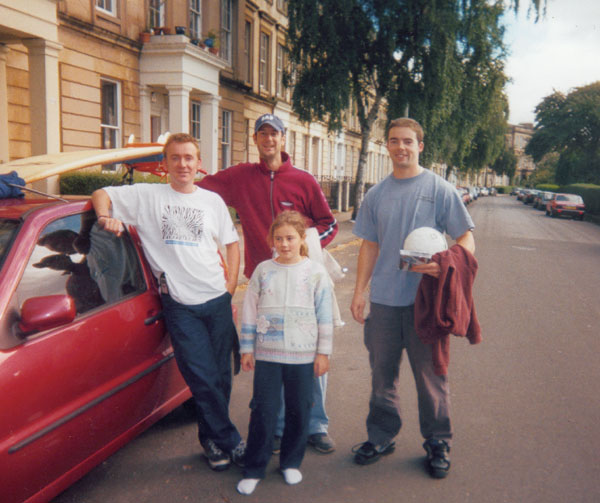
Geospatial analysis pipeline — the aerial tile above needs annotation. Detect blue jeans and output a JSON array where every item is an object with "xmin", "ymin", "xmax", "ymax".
[
  {"xmin": 161, "ymin": 292, "xmax": 242, "ymax": 452},
  {"xmin": 244, "ymin": 361, "xmax": 313, "ymax": 479},
  {"xmin": 275, "ymin": 373, "xmax": 329, "ymax": 436}
]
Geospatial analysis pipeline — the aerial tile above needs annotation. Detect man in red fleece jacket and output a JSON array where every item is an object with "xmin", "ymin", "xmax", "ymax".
[
  {"xmin": 197, "ymin": 113, "xmax": 338, "ymax": 455},
  {"xmin": 197, "ymin": 114, "xmax": 338, "ymax": 279}
]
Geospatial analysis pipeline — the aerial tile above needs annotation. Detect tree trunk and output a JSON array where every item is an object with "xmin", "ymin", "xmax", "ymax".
[
  {"xmin": 351, "ymin": 93, "xmax": 382, "ymax": 220},
  {"xmin": 351, "ymin": 127, "xmax": 372, "ymax": 220}
]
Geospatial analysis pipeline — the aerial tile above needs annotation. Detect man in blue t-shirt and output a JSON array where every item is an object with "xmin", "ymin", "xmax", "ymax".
[{"xmin": 350, "ymin": 118, "xmax": 475, "ymax": 479}]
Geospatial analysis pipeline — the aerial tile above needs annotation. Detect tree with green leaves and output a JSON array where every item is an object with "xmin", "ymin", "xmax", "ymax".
[
  {"xmin": 284, "ymin": 0, "xmax": 545, "ymax": 215},
  {"xmin": 491, "ymin": 146, "xmax": 517, "ymax": 181},
  {"xmin": 525, "ymin": 82, "xmax": 600, "ymax": 185}
]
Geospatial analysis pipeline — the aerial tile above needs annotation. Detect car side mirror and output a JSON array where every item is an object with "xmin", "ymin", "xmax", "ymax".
[{"xmin": 19, "ymin": 295, "xmax": 76, "ymax": 334}]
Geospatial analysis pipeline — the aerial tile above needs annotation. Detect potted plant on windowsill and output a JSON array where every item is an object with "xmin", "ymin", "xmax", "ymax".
[
  {"xmin": 140, "ymin": 26, "xmax": 153, "ymax": 43},
  {"xmin": 204, "ymin": 31, "xmax": 220, "ymax": 55}
]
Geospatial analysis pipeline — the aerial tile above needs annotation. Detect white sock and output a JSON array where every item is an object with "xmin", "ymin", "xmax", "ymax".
[
  {"xmin": 282, "ymin": 468, "xmax": 303, "ymax": 485},
  {"xmin": 237, "ymin": 478, "xmax": 260, "ymax": 495}
]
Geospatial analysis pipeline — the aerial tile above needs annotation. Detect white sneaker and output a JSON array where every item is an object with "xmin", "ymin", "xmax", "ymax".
[
  {"xmin": 237, "ymin": 478, "xmax": 260, "ymax": 495},
  {"xmin": 281, "ymin": 468, "xmax": 302, "ymax": 485}
]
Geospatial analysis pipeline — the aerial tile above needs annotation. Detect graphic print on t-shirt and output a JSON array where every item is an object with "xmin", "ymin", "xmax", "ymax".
[{"xmin": 161, "ymin": 205, "xmax": 204, "ymax": 246}]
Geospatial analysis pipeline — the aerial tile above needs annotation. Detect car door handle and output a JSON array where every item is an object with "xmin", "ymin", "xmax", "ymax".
[{"xmin": 144, "ymin": 311, "xmax": 164, "ymax": 325}]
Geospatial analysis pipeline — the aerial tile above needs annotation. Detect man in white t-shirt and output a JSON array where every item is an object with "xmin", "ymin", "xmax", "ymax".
[{"xmin": 92, "ymin": 133, "xmax": 245, "ymax": 472}]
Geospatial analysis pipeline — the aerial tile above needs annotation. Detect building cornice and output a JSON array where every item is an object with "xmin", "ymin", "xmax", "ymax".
[
  {"xmin": 58, "ymin": 12, "xmax": 140, "ymax": 52},
  {"xmin": 258, "ymin": 10, "xmax": 277, "ymax": 26}
]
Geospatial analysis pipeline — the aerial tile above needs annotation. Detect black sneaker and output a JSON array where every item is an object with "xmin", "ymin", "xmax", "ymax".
[
  {"xmin": 308, "ymin": 433, "xmax": 336, "ymax": 454},
  {"xmin": 272, "ymin": 436, "xmax": 282, "ymax": 454},
  {"xmin": 202, "ymin": 439, "xmax": 231, "ymax": 472},
  {"xmin": 423, "ymin": 439, "xmax": 451, "ymax": 478},
  {"xmin": 352, "ymin": 440, "xmax": 395, "ymax": 465},
  {"xmin": 231, "ymin": 440, "xmax": 246, "ymax": 468}
]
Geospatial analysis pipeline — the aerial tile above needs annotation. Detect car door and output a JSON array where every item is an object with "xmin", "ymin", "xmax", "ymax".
[{"xmin": 0, "ymin": 206, "xmax": 188, "ymax": 503}]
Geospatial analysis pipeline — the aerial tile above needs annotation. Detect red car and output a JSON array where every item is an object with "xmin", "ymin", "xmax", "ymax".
[
  {"xmin": 457, "ymin": 187, "xmax": 471, "ymax": 205},
  {"xmin": 545, "ymin": 193, "xmax": 586, "ymax": 220},
  {"xmin": 0, "ymin": 151, "xmax": 190, "ymax": 503}
]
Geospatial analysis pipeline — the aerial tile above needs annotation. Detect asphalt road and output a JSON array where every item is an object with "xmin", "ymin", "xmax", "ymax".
[{"xmin": 53, "ymin": 195, "xmax": 600, "ymax": 503}]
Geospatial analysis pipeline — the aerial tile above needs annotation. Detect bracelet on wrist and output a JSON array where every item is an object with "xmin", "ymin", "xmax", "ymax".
[{"xmin": 97, "ymin": 215, "xmax": 110, "ymax": 219}]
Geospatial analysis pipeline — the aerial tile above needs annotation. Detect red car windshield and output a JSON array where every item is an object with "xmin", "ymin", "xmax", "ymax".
[{"xmin": 0, "ymin": 219, "xmax": 19, "ymax": 266}]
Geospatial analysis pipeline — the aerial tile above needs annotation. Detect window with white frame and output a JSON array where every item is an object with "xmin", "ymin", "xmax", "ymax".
[
  {"xmin": 289, "ymin": 131, "xmax": 296, "ymax": 164},
  {"xmin": 101, "ymin": 79, "xmax": 121, "ymax": 151},
  {"xmin": 243, "ymin": 21, "xmax": 253, "ymax": 84},
  {"xmin": 259, "ymin": 32, "xmax": 270, "ymax": 91},
  {"xmin": 221, "ymin": 0, "xmax": 232, "ymax": 62},
  {"xmin": 96, "ymin": 0, "xmax": 117, "ymax": 16},
  {"xmin": 149, "ymin": 0, "xmax": 166, "ymax": 30},
  {"xmin": 276, "ymin": 44, "xmax": 287, "ymax": 98},
  {"xmin": 277, "ymin": 0, "xmax": 288, "ymax": 14},
  {"xmin": 191, "ymin": 101, "xmax": 201, "ymax": 142},
  {"xmin": 221, "ymin": 110, "xmax": 232, "ymax": 170},
  {"xmin": 303, "ymin": 134, "xmax": 310, "ymax": 171},
  {"xmin": 189, "ymin": 0, "xmax": 201, "ymax": 40}
]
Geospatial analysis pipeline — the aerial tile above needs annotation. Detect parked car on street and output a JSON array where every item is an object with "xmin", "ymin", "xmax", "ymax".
[
  {"xmin": 524, "ymin": 189, "xmax": 539, "ymax": 205},
  {"xmin": 0, "ymin": 148, "xmax": 191, "ymax": 503},
  {"xmin": 468, "ymin": 187, "xmax": 478, "ymax": 202},
  {"xmin": 533, "ymin": 191, "xmax": 554, "ymax": 210},
  {"xmin": 458, "ymin": 187, "xmax": 471, "ymax": 205},
  {"xmin": 546, "ymin": 193, "xmax": 586, "ymax": 220},
  {"xmin": 517, "ymin": 188, "xmax": 529, "ymax": 201}
]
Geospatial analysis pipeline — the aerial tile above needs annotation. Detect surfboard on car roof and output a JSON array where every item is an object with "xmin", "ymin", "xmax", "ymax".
[{"xmin": 1, "ymin": 145, "xmax": 165, "ymax": 184}]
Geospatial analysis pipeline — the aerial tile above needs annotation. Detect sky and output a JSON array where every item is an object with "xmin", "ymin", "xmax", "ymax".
[{"xmin": 503, "ymin": 0, "xmax": 600, "ymax": 125}]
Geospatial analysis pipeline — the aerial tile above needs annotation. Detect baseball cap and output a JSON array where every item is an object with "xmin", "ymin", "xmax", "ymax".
[{"xmin": 254, "ymin": 113, "xmax": 285, "ymax": 133}]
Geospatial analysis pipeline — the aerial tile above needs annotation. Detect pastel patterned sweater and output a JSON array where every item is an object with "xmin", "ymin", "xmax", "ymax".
[{"xmin": 240, "ymin": 258, "xmax": 333, "ymax": 364}]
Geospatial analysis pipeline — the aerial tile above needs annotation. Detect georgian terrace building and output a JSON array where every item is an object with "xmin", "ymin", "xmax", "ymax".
[{"xmin": 2, "ymin": 1, "xmax": 492, "ymax": 202}]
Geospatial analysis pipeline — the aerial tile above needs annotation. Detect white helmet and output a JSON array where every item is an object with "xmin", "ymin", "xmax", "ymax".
[{"xmin": 401, "ymin": 227, "xmax": 448, "ymax": 258}]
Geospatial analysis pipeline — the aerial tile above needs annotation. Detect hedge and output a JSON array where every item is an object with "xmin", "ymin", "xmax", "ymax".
[
  {"xmin": 535, "ymin": 183, "xmax": 560, "ymax": 192},
  {"xmin": 60, "ymin": 171, "xmax": 166, "ymax": 195}
]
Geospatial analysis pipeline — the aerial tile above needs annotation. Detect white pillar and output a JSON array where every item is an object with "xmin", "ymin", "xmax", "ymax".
[
  {"xmin": 23, "ymin": 39, "xmax": 62, "ymax": 194},
  {"xmin": 0, "ymin": 44, "xmax": 9, "ymax": 163},
  {"xmin": 166, "ymin": 85, "xmax": 191, "ymax": 135},
  {"xmin": 139, "ymin": 85, "xmax": 152, "ymax": 142},
  {"xmin": 24, "ymin": 39, "xmax": 62, "ymax": 155},
  {"xmin": 200, "ymin": 94, "xmax": 221, "ymax": 174}
]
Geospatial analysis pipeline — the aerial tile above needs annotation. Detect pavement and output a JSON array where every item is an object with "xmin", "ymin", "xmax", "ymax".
[{"xmin": 234, "ymin": 209, "xmax": 358, "ymax": 286}]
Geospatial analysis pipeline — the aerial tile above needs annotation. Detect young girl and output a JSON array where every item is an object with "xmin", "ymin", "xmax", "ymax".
[{"xmin": 237, "ymin": 210, "xmax": 334, "ymax": 495}]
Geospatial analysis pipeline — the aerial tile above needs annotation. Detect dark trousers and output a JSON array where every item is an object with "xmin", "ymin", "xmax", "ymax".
[
  {"xmin": 364, "ymin": 302, "xmax": 452, "ymax": 445},
  {"xmin": 244, "ymin": 361, "xmax": 313, "ymax": 479},
  {"xmin": 161, "ymin": 292, "xmax": 241, "ymax": 452}
]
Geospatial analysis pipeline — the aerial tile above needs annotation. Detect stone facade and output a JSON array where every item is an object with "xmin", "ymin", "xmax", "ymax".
[{"xmin": 507, "ymin": 122, "xmax": 536, "ymax": 183}]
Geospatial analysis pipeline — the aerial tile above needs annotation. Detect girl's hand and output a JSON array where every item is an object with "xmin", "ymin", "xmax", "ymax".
[
  {"xmin": 314, "ymin": 354, "xmax": 329, "ymax": 377},
  {"xmin": 241, "ymin": 353, "xmax": 255, "ymax": 372}
]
